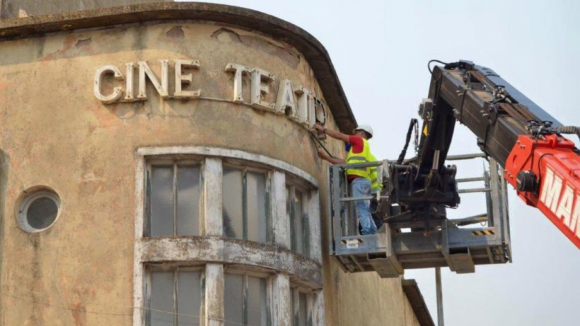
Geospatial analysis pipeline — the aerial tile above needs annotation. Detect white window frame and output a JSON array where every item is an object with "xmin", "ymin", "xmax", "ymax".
[
  {"xmin": 223, "ymin": 268, "xmax": 273, "ymax": 326},
  {"xmin": 286, "ymin": 182, "xmax": 309, "ymax": 257},
  {"xmin": 17, "ymin": 188, "xmax": 61, "ymax": 233},
  {"xmin": 291, "ymin": 284, "xmax": 313, "ymax": 326},
  {"xmin": 145, "ymin": 265, "xmax": 205, "ymax": 326}
]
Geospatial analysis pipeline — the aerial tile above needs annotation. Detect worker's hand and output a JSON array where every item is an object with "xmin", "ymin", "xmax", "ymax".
[
  {"xmin": 314, "ymin": 123, "xmax": 325, "ymax": 133},
  {"xmin": 317, "ymin": 148, "xmax": 327, "ymax": 160}
]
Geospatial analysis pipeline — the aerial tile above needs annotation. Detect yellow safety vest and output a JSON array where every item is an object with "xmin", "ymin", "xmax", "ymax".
[
  {"xmin": 368, "ymin": 153, "xmax": 382, "ymax": 193},
  {"xmin": 346, "ymin": 138, "xmax": 372, "ymax": 180}
]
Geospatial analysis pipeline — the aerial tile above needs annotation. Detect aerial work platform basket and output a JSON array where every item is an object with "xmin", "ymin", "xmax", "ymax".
[{"xmin": 328, "ymin": 154, "xmax": 512, "ymax": 278}]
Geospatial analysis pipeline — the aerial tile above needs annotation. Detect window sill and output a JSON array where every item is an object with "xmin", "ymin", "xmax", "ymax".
[{"xmin": 139, "ymin": 236, "xmax": 322, "ymax": 288}]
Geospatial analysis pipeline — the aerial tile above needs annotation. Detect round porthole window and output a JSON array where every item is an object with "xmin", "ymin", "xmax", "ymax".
[{"xmin": 17, "ymin": 188, "xmax": 61, "ymax": 232}]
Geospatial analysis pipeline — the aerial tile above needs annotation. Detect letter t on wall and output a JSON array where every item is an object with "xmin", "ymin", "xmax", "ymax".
[{"xmin": 225, "ymin": 63, "xmax": 251, "ymax": 103}]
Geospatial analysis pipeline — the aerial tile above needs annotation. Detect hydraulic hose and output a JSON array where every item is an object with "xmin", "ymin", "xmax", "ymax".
[
  {"xmin": 310, "ymin": 132, "xmax": 335, "ymax": 158},
  {"xmin": 397, "ymin": 119, "xmax": 418, "ymax": 164},
  {"xmin": 555, "ymin": 126, "xmax": 580, "ymax": 141}
]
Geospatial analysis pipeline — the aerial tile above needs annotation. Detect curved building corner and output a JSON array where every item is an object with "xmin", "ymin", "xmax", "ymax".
[{"xmin": 0, "ymin": 2, "xmax": 427, "ymax": 326}]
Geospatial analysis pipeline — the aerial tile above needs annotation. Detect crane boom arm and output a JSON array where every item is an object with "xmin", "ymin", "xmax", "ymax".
[{"xmin": 428, "ymin": 60, "xmax": 580, "ymax": 249}]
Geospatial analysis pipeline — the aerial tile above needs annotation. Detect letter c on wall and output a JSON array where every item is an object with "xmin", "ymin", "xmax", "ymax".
[{"xmin": 94, "ymin": 65, "xmax": 124, "ymax": 103}]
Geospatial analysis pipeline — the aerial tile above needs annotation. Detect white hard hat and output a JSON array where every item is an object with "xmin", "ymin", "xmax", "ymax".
[{"xmin": 355, "ymin": 124, "xmax": 374, "ymax": 139}]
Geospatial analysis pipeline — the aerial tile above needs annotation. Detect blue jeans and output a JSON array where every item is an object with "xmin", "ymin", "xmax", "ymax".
[{"xmin": 351, "ymin": 177, "xmax": 377, "ymax": 235}]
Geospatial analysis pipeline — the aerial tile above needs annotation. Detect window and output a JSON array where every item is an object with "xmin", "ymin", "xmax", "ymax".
[
  {"xmin": 148, "ymin": 267, "xmax": 204, "ymax": 326},
  {"xmin": 136, "ymin": 148, "xmax": 322, "ymax": 326},
  {"xmin": 224, "ymin": 272, "xmax": 270, "ymax": 326},
  {"xmin": 147, "ymin": 163, "xmax": 201, "ymax": 236},
  {"xmin": 222, "ymin": 167, "xmax": 271, "ymax": 242},
  {"xmin": 291, "ymin": 288, "xmax": 309, "ymax": 326},
  {"xmin": 17, "ymin": 188, "xmax": 61, "ymax": 232},
  {"xmin": 287, "ymin": 184, "xmax": 309, "ymax": 256}
]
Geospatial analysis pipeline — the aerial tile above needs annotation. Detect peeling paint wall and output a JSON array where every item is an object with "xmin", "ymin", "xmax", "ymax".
[{"xmin": 0, "ymin": 17, "xmax": 420, "ymax": 326}]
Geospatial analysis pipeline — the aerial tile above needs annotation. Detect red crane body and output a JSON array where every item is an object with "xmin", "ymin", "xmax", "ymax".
[{"xmin": 505, "ymin": 134, "xmax": 580, "ymax": 249}]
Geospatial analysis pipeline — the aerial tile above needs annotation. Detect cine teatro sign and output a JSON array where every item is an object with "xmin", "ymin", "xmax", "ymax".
[{"xmin": 94, "ymin": 60, "xmax": 326, "ymax": 128}]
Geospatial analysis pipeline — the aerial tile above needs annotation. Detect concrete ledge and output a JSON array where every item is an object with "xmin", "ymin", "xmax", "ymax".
[
  {"xmin": 402, "ymin": 279, "xmax": 435, "ymax": 326},
  {"xmin": 140, "ymin": 236, "xmax": 323, "ymax": 288},
  {"xmin": 0, "ymin": 2, "xmax": 356, "ymax": 133}
]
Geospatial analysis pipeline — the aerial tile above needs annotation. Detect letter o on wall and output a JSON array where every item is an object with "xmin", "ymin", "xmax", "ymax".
[{"xmin": 16, "ymin": 187, "xmax": 61, "ymax": 233}]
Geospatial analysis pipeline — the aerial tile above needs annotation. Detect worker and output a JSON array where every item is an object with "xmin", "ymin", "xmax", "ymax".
[
  {"xmin": 368, "ymin": 153, "xmax": 382, "ymax": 195},
  {"xmin": 314, "ymin": 123, "xmax": 377, "ymax": 235},
  {"xmin": 368, "ymin": 153, "xmax": 384, "ymax": 230}
]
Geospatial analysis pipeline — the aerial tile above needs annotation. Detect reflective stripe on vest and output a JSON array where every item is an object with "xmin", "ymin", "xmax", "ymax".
[
  {"xmin": 369, "ymin": 154, "xmax": 382, "ymax": 192},
  {"xmin": 346, "ymin": 138, "xmax": 371, "ymax": 180}
]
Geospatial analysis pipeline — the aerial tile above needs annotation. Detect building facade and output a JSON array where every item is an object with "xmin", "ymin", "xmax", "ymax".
[{"xmin": 0, "ymin": 3, "xmax": 426, "ymax": 325}]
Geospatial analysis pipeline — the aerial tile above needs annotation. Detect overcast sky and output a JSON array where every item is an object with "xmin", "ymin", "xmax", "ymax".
[{"xmin": 185, "ymin": 1, "xmax": 580, "ymax": 325}]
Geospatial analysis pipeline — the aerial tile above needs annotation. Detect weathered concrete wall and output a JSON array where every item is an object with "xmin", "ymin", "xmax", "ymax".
[
  {"xmin": 0, "ymin": 0, "xmax": 173, "ymax": 18},
  {"xmin": 0, "ymin": 7, "xmax": 421, "ymax": 326},
  {"xmin": 0, "ymin": 21, "xmax": 323, "ymax": 325}
]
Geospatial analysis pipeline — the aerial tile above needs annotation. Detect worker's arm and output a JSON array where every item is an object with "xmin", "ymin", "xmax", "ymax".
[
  {"xmin": 314, "ymin": 123, "xmax": 350, "ymax": 143},
  {"xmin": 317, "ymin": 149, "xmax": 345, "ymax": 164}
]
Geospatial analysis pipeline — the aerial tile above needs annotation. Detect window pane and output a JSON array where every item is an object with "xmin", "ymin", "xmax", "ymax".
[
  {"xmin": 247, "ymin": 276, "xmax": 268, "ymax": 326},
  {"xmin": 223, "ymin": 168, "xmax": 243, "ymax": 239},
  {"xmin": 224, "ymin": 274, "xmax": 244, "ymax": 326},
  {"xmin": 26, "ymin": 197, "xmax": 58, "ymax": 229},
  {"xmin": 247, "ymin": 172, "xmax": 267, "ymax": 242},
  {"xmin": 298, "ymin": 292, "xmax": 307, "ymax": 326},
  {"xmin": 295, "ymin": 190, "xmax": 304, "ymax": 254},
  {"xmin": 145, "ymin": 170, "xmax": 152, "ymax": 236},
  {"xmin": 150, "ymin": 271, "xmax": 174, "ymax": 326},
  {"xmin": 290, "ymin": 189, "xmax": 305, "ymax": 254},
  {"xmin": 177, "ymin": 166, "xmax": 201, "ymax": 236},
  {"xmin": 177, "ymin": 271, "xmax": 202, "ymax": 326},
  {"xmin": 151, "ymin": 167, "xmax": 174, "ymax": 236},
  {"xmin": 285, "ymin": 186, "xmax": 291, "ymax": 220},
  {"xmin": 292, "ymin": 290, "xmax": 296, "ymax": 326},
  {"xmin": 286, "ymin": 187, "xmax": 293, "ymax": 250}
]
